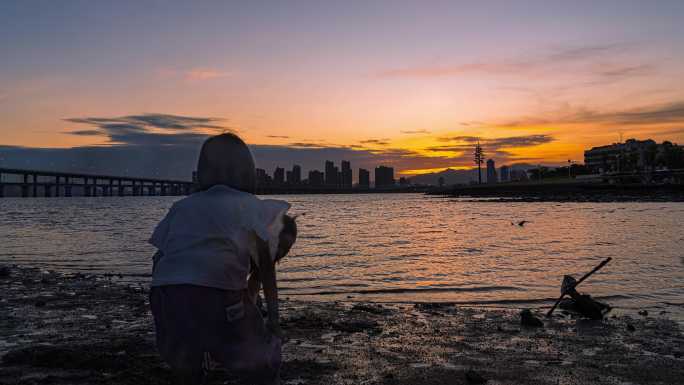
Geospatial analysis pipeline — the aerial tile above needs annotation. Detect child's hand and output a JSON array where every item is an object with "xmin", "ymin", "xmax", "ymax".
[{"xmin": 275, "ymin": 215, "xmax": 297, "ymax": 262}]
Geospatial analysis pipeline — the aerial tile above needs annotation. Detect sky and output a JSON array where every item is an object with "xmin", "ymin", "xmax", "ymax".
[{"xmin": 1, "ymin": 0, "xmax": 684, "ymax": 180}]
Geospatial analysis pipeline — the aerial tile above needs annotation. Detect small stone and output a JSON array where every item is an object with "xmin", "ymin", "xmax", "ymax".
[
  {"xmin": 0, "ymin": 266, "xmax": 11, "ymax": 278},
  {"xmin": 638, "ymin": 310, "xmax": 649, "ymax": 316},
  {"xmin": 626, "ymin": 323, "xmax": 636, "ymax": 332},
  {"xmin": 465, "ymin": 369, "xmax": 487, "ymax": 384},
  {"xmin": 520, "ymin": 309, "xmax": 543, "ymax": 328},
  {"xmin": 35, "ymin": 300, "xmax": 46, "ymax": 308}
]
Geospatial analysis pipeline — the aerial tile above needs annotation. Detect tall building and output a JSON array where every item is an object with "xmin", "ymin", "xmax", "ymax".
[
  {"xmin": 291, "ymin": 165, "xmax": 302, "ymax": 184},
  {"xmin": 308, "ymin": 170, "xmax": 324, "ymax": 186},
  {"xmin": 500, "ymin": 165, "xmax": 510, "ymax": 182},
  {"xmin": 510, "ymin": 168, "xmax": 528, "ymax": 182},
  {"xmin": 375, "ymin": 166, "xmax": 395, "ymax": 188},
  {"xmin": 486, "ymin": 159, "xmax": 497, "ymax": 184},
  {"xmin": 273, "ymin": 167, "xmax": 285, "ymax": 185},
  {"xmin": 256, "ymin": 168, "xmax": 269, "ymax": 186},
  {"xmin": 584, "ymin": 138, "xmax": 658, "ymax": 173},
  {"xmin": 285, "ymin": 170, "xmax": 293, "ymax": 184},
  {"xmin": 358, "ymin": 168, "xmax": 370, "ymax": 188},
  {"xmin": 325, "ymin": 160, "xmax": 339, "ymax": 186},
  {"xmin": 341, "ymin": 160, "xmax": 352, "ymax": 188}
]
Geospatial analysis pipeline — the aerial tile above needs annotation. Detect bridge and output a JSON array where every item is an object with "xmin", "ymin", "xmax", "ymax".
[{"xmin": 0, "ymin": 168, "xmax": 195, "ymax": 198}]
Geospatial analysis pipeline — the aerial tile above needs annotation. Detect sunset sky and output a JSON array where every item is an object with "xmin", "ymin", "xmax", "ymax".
[{"xmin": 2, "ymin": 1, "xmax": 684, "ymax": 179}]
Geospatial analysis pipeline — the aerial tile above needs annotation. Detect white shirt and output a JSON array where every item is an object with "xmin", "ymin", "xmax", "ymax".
[{"xmin": 149, "ymin": 185, "xmax": 290, "ymax": 290}]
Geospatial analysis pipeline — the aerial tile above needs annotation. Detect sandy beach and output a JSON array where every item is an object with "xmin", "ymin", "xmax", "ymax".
[{"xmin": 1, "ymin": 265, "xmax": 682, "ymax": 385}]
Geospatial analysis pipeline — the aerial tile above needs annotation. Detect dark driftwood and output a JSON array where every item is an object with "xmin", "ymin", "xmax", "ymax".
[{"xmin": 546, "ymin": 257, "xmax": 612, "ymax": 318}]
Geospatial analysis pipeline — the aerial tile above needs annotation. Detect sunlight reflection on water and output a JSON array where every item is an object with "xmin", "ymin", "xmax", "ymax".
[{"xmin": 1, "ymin": 194, "xmax": 683, "ymax": 319}]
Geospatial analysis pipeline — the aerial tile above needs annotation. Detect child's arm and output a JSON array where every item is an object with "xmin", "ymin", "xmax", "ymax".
[{"xmin": 254, "ymin": 233, "xmax": 282, "ymax": 338}]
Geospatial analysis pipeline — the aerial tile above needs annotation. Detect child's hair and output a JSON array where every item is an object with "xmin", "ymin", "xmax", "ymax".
[{"xmin": 196, "ymin": 133, "xmax": 257, "ymax": 193}]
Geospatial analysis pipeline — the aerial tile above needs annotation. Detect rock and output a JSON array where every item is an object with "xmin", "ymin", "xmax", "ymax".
[
  {"xmin": 638, "ymin": 310, "xmax": 649, "ymax": 316},
  {"xmin": 0, "ymin": 266, "xmax": 10, "ymax": 278},
  {"xmin": 465, "ymin": 369, "xmax": 487, "ymax": 384},
  {"xmin": 414, "ymin": 302, "xmax": 456, "ymax": 312},
  {"xmin": 332, "ymin": 319, "xmax": 380, "ymax": 333},
  {"xmin": 35, "ymin": 300, "xmax": 47, "ymax": 308},
  {"xmin": 520, "ymin": 309, "xmax": 543, "ymax": 328},
  {"xmin": 351, "ymin": 303, "xmax": 388, "ymax": 315},
  {"xmin": 626, "ymin": 323, "xmax": 636, "ymax": 332}
]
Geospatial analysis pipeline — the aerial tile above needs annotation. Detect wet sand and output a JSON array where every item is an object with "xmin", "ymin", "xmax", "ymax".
[{"xmin": 1, "ymin": 265, "xmax": 682, "ymax": 385}]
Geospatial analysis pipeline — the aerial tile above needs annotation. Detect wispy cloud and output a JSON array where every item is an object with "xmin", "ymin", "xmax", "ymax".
[
  {"xmin": 267, "ymin": 135, "xmax": 290, "ymax": 139},
  {"xmin": 65, "ymin": 113, "xmax": 226, "ymax": 146},
  {"xmin": 156, "ymin": 67, "xmax": 232, "ymax": 81},
  {"xmin": 360, "ymin": 138, "xmax": 390, "ymax": 146},
  {"xmin": 375, "ymin": 43, "xmax": 651, "ymax": 85},
  {"xmin": 497, "ymin": 101, "xmax": 684, "ymax": 128},
  {"xmin": 184, "ymin": 67, "xmax": 232, "ymax": 81},
  {"xmin": 400, "ymin": 129, "xmax": 431, "ymax": 134},
  {"xmin": 428, "ymin": 135, "xmax": 555, "ymax": 157}
]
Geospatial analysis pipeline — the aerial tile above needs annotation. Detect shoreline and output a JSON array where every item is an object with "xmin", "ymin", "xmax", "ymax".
[
  {"xmin": 429, "ymin": 183, "xmax": 684, "ymax": 202},
  {"xmin": 1, "ymin": 265, "xmax": 682, "ymax": 384}
]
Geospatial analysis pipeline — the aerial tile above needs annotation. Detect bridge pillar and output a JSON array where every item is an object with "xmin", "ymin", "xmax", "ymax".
[
  {"xmin": 0, "ymin": 171, "xmax": 3, "ymax": 198},
  {"xmin": 32, "ymin": 174, "xmax": 38, "ymax": 197},
  {"xmin": 45, "ymin": 184, "xmax": 52, "ymax": 197},
  {"xmin": 65, "ymin": 177, "xmax": 72, "ymax": 197},
  {"xmin": 21, "ymin": 174, "xmax": 28, "ymax": 197},
  {"xmin": 118, "ymin": 179, "xmax": 124, "ymax": 196},
  {"xmin": 161, "ymin": 183, "xmax": 167, "ymax": 196},
  {"xmin": 55, "ymin": 176, "xmax": 60, "ymax": 197}
]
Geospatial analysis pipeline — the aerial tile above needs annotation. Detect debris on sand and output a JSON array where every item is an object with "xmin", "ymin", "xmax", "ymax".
[
  {"xmin": 0, "ymin": 265, "xmax": 10, "ymax": 278},
  {"xmin": 639, "ymin": 310, "xmax": 649, "ymax": 316},
  {"xmin": 546, "ymin": 258, "xmax": 612, "ymax": 319},
  {"xmin": 558, "ymin": 294, "xmax": 611, "ymax": 320},
  {"xmin": 465, "ymin": 369, "xmax": 488, "ymax": 384},
  {"xmin": 520, "ymin": 309, "xmax": 544, "ymax": 327}
]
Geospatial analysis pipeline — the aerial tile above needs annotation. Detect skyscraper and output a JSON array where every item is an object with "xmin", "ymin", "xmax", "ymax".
[
  {"xmin": 486, "ymin": 159, "xmax": 497, "ymax": 184},
  {"xmin": 500, "ymin": 165, "xmax": 510, "ymax": 182},
  {"xmin": 341, "ymin": 160, "xmax": 352, "ymax": 188},
  {"xmin": 273, "ymin": 167, "xmax": 285, "ymax": 185},
  {"xmin": 358, "ymin": 168, "xmax": 370, "ymax": 188},
  {"xmin": 308, "ymin": 170, "xmax": 324, "ymax": 186},
  {"xmin": 375, "ymin": 166, "xmax": 395, "ymax": 188},
  {"xmin": 325, "ymin": 160, "xmax": 339, "ymax": 186},
  {"xmin": 291, "ymin": 165, "xmax": 302, "ymax": 184},
  {"xmin": 256, "ymin": 168, "xmax": 269, "ymax": 186}
]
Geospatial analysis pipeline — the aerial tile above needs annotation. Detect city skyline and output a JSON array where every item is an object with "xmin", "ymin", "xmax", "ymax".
[
  {"xmin": 256, "ymin": 159, "xmax": 394, "ymax": 188},
  {"xmin": 2, "ymin": 1, "xmax": 684, "ymax": 178}
]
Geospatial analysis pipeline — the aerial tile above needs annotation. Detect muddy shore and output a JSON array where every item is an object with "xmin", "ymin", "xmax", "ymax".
[{"xmin": 1, "ymin": 265, "xmax": 682, "ymax": 385}]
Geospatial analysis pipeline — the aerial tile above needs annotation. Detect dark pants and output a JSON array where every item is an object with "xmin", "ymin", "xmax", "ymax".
[{"xmin": 150, "ymin": 285, "xmax": 281, "ymax": 383}]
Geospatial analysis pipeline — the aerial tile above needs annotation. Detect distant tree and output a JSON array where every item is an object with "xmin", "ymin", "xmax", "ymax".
[
  {"xmin": 660, "ymin": 141, "xmax": 684, "ymax": 169},
  {"xmin": 644, "ymin": 142, "xmax": 658, "ymax": 171},
  {"xmin": 474, "ymin": 141, "xmax": 484, "ymax": 184}
]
